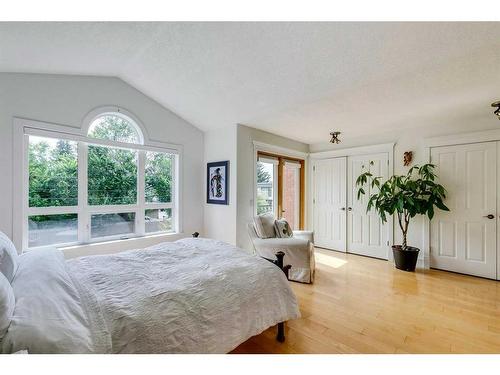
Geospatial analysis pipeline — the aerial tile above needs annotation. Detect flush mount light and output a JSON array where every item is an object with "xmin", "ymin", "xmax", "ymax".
[
  {"xmin": 492, "ymin": 101, "xmax": 500, "ymax": 120},
  {"xmin": 330, "ymin": 131, "xmax": 341, "ymax": 144}
]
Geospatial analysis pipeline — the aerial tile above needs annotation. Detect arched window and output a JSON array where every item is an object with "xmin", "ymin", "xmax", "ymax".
[
  {"xmin": 87, "ymin": 113, "xmax": 143, "ymax": 144},
  {"xmin": 19, "ymin": 108, "xmax": 178, "ymax": 251}
]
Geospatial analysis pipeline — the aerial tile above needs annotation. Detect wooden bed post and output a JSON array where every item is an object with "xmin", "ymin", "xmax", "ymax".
[
  {"xmin": 258, "ymin": 251, "xmax": 292, "ymax": 343},
  {"xmin": 274, "ymin": 251, "xmax": 291, "ymax": 343}
]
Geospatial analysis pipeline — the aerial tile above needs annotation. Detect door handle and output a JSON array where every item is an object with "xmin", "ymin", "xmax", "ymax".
[
  {"xmin": 348, "ymin": 207, "xmax": 352, "ymax": 211},
  {"xmin": 483, "ymin": 214, "xmax": 495, "ymax": 219},
  {"xmin": 340, "ymin": 207, "xmax": 346, "ymax": 211}
]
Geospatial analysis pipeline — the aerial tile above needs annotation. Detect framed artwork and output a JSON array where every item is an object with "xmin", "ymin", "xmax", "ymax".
[{"xmin": 207, "ymin": 161, "xmax": 229, "ymax": 205}]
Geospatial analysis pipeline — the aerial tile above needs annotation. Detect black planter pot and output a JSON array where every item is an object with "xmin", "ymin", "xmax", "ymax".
[{"xmin": 392, "ymin": 245, "xmax": 420, "ymax": 272}]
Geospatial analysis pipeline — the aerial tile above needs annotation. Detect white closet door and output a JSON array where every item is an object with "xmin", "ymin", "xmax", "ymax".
[
  {"xmin": 430, "ymin": 142, "xmax": 497, "ymax": 279},
  {"xmin": 347, "ymin": 153, "xmax": 390, "ymax": 259},
  {"xmin": 313, "ymin": 157, "xmax": 347, "ymax": 251}
]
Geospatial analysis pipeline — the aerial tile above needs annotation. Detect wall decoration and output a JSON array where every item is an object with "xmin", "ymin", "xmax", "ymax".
[
  {"xmin": 207, "ymin": 160, "xmax": 229, "ymax": 205},
  {"xmin": 403, "ymin": 151, "xmax": 413, "ymax": 166}
]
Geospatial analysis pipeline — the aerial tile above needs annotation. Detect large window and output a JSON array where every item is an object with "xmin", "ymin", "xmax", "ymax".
[{"xmin": 24, "ymin": 112, "xmax": 178, "ymax": 250}]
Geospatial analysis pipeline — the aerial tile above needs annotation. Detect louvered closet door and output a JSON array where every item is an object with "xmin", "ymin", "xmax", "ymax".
[
  {"xmin": 430, "ymin": 142, "xmax": 497, "ymax": 279},
  {"xmin": 347, "ymin": 153, "xmax": 390, "ymax": 259},
  {"xmin": 313, "ymin": 157, "xmax": 347, "ymax": 252}
]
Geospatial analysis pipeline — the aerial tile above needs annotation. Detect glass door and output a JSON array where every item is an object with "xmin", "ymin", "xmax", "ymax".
[
  {"xmin": 256, "ymin": 156, "xmax": 278, "ymax": 217},
  {"xmin": 256, "ymin": 152, "xmax": 304, "ymax": 229},
  {"xmin": 282, "ymin": 160, "xmax": 301, "ymax": 230}
]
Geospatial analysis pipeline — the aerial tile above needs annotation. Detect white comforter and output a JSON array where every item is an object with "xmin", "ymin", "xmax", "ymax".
[{"xmin": 2, "ymin": 238, "xmax": 300, "ymax": 353}]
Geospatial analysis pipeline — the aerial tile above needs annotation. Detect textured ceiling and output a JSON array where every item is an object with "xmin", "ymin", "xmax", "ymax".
[{"xmin": 1, "ymin": 22, "xmax": 499, "ymax": 144}]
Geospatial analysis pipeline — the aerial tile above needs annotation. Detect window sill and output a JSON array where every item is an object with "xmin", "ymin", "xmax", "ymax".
[{"xmin": 60, "ymin": 232, "xmax": 188, "ymax": 259}]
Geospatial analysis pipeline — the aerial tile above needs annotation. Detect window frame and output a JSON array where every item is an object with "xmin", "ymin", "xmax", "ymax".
[
  {"xmin": 14, "ymin": 114, "xmax": 182, "ymax": 253},
  {"xmin": 256, "ymin": 151, "xmax": 305, "ymax": 229}
]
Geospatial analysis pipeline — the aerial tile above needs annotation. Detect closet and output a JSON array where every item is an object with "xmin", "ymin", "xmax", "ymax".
[
  {"xmin": 312, "ymin": 152, "xmax": 390, "ymax": 259},
  {"xmin": 313, "ymin": 139, "xmax": 500, "ymax": 279}
]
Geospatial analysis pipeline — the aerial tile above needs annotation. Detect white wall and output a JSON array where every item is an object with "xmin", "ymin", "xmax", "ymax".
[
  {"xmin": 0, "ymin": 73, "xmax": 204, "ymax": 252},
  {"xmin": 236, "ymin": 124, "xmax": 309, "ymax": 251},
  {"xmin": 309, "ymin": 118, "xmax": 500, "ymax": 263},
  {"xmin": 203, "ymin": 126, "xmax": 238, "ymax": 244}
]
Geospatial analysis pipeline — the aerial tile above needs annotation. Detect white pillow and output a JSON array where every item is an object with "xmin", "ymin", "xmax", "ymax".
[
  {"xmin": 253, "ymin": 212, "xmax": 277, "ymax": 239},
  {"xmin": 274, "ymin": 219, "xmax": 293, "ymax": 238},
  {"xmin": 3, "ymin": 248, "xmax": 93, "ymax": 354},
  {"xmin": 0, "ymin": 272, "xmax": 15, "ymax": 339},
  {"xmin": 0, "ymin": 231, "xmax": 19, "ymax": 283}
]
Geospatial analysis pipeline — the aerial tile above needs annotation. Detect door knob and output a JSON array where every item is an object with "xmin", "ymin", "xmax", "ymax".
[
  {"xmin": 348, "ymin": 207, "xmax": 352, "ymax": 211},
  {"xmin": 483, "ymin": 214, "xmax": 495, "ymax": 219},
  {"xmin": 340, "ymin": 207, "xmax": 346, "ymax": 211}
]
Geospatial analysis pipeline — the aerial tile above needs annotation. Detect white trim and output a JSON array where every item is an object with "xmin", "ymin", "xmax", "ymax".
[
  {"xmin": 253, "ymin": 141, "xmax": 308, "ymax": 159},
  {"xmin": 424, "ymin": 128, "xmax": 500, "ymax": 148},
  {"xmin": 137, "ymin": 151, "xmax": 146, "ymax": 237},
  {"xmin": 173, "ymin": 153, "xmax": 182, "ymax": 233},
  {"xmin": 60, "ymin": 231, "xmax": 186, "ymax": 259},
  {"xmin": 17, "ymin": 117, "xmax": 182, "ymax": 153},
  {"xmin": 78, "ymin": 142, "xmax": 89, "ymax": 243},
  {"xmin": 27, "ymin": 206, "xmax": 78, "ymax": 216},
  {"xmin": 310, "ymin": 142, "xmax": 395, "ymax": 159},
  {"xmin": 25, "ymin": 126, "xmax": 180, "ymax": 154},
  {"xmin": 13, "ymin": 116, "xmax": 182, "ymax": 253}
]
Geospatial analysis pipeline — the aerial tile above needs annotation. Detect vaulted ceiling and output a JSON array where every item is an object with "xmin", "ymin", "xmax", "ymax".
[{"xmin": 1, "ymin": 22, "xmax": 499, "ymax": 145}]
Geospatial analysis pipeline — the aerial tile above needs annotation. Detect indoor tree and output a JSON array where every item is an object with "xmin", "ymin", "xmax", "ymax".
[{"xmin": 356, "ymin": 163, "xmax": 449, "ymax": 270}]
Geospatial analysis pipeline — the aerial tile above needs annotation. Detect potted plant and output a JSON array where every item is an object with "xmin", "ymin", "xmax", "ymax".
[{"xmin": 356, "ymin": 163, "xmax": 449, "ymax": 272}]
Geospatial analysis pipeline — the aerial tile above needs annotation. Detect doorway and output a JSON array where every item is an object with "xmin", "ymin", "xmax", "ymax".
[
  {"xmin": 256, "ymin": 151, "xmax": 305, "ymax": 230},
  {"xmin": 312, "ymin": 152, "xmax": 390, "ymax": 259},
  {"xmin": 430, "ymin": 141, "xmax": 498, "ymax": 279}
]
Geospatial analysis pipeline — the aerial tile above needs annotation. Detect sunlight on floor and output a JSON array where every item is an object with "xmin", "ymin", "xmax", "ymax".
[{"xmin": 315, "ymin": 251, "xmax": 348, "ymax": 268}]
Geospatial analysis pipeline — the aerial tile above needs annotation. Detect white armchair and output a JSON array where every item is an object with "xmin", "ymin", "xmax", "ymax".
[{"xmin": 248, "ymin": 223, "xmax": 315, "ymax": 283}]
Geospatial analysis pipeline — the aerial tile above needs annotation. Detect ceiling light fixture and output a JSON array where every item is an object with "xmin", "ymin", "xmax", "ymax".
[
  {"xmin": 330, "ymin": 131, "xmax": 341, "ymax": 144},
  {"xmin": 492, "ymin": 101, "xmax": 500, "ymax": 120}
]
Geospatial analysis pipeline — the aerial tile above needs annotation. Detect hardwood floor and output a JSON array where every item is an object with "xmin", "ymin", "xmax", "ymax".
[{"xmin": 232, "ymin": 248, "xmax": 500, "ymax": 354}]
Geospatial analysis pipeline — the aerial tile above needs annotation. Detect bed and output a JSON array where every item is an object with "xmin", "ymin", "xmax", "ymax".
[{"xmin": 0, "ymin": 237, "xmax": 300, "ymax": 354}]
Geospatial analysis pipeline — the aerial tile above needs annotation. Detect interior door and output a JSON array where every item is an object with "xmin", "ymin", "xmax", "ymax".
[
  {"xmin": 313, "ymin": 157, "xmax": 347, "ymax": 251},
  {"xmin": 430, "ymin": 142, "xmax": 497, "ymax": 279},
  {"xmin": 347, "ymin": 153, "xmax": 390, "ymax": 259}
]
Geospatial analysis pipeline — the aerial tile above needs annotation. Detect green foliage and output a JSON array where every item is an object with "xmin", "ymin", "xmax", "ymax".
[
  {"xmin": 87, "ymin": 145, "xmax": 138, "ymax": 205},
  {"xmin": 257, "ymin": 162, "xmax": 271, "ymax": 183},
  {"xmin": 356, "ymin": 163, "xmax": 449, "ymax": 249},
  {"xmin": 29, "ymin": 139, "xmax": 78, "ymax": 208},
  {"xmin": 88, "ymin": 115, "xmax": 139, "ymax": 143},
  {"xmin": 145, "ymin": 152, "xmax": 172, "ymax": 203},
  {"xmin": 29, "ymin": 115, "xmax": 172, "ymax": 215}
]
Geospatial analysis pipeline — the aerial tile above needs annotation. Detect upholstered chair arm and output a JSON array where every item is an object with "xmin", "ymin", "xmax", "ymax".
[{"xmin": 292, "ymin": 230, "xmax": 314, "ymax": 243}]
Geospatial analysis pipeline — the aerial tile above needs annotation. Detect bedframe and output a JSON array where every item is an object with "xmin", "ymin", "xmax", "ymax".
[
  {"xmin": 1, "ymin": 237, "xmax": 300, "ymax": 354},
  {"xmin": 192, "ymin": 232, "xmax": 292, "ymax": 343},
  {"xmin": 262, "ymin": 251, "xmax": 292, "ymax": 342}
]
